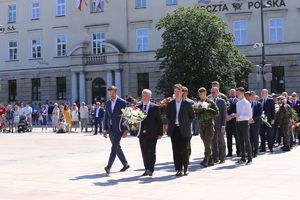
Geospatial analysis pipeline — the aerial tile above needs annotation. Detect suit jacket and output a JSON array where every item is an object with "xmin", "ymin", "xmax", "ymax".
[
  {"xmin": 103, "ymin": 97, "xmax": 127, "ymax": 134},
  {"xmin": 288, "ymin": 99, "xmax": 300, "ymax": 117},
  {"xmin": 137, "ymin": 102, "xmax": 163, "ymax": 139},
  {"xmin": 93, "ymin": 107, "xmax": 104, "ymax": 119},
  {"xmin": 259, "ymin": 98, "xmax": 275, "ymax": 122},
  {"xmin": 213, "ymin": 98, "xmax": 227, "ymax": 127},
  {"xmin": 227, "ymin": 97, "xmax": 238, "ymax": 123},
  {"xmin": 166, "ymin": 99, "xmax": 195, "ymax": 138},
  {"xmin": 251, "ymin": 100, "xmax": 263, "ymax": 123}
]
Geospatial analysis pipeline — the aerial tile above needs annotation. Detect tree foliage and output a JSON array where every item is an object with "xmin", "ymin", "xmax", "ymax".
[{"xmin": 156, "ymin": 7, "xmax": 252, "ymax": 97}]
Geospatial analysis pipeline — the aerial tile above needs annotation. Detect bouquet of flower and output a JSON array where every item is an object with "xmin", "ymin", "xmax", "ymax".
[
  {"xmin": 121, "ymin": 106, "xmax": 147, "ymax": 131},
  {"xmin": 194, "ymin": 101, "xmax": 217, "ymax": 122},
  {"xmin": 158, "ymin": 97, "xmax": 172, "ymax": 116},
  {"xmin": 261, "ymin": 111, "xmax": 272, "ymax": 128}
]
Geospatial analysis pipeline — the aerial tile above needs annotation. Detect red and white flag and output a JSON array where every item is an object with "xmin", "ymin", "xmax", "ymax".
[
  {"xmin": 76, "ymin": 0, "xmax": 83, "ymax": 11},
  {"xmin": 95, "ymin": 0, "xmax": 102, "ymax": 9}
]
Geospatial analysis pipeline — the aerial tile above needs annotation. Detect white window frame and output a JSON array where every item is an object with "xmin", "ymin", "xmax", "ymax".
[
  {"xmin": 166, "ymin": 0, "xmax": 178, "ymax": 6},
  {"xmin": 269, "ymin": 18, "xmax": 284, "ymax": 43},
  {"xmin": 56, "ymin": 35, "xmax": 67, "ymax": 57},
  {"xmin": 136, "ymin": 0, "xmax": 146, "ymax": 9},
  {"xmin": 233, "ymin": 20, "xmax": 248, "ymax": 45},
  {"xmin": 8, "ymin": 4, "xmax": 17, "ymax": 23},
  {"xmin": 136, "ymin": 28, "xmax": 149, "ymax": 52},
  {"xmin": 8, "ymin": 41, "xmax": 18, "ymax": 61},
  {"xmin": 32, "ymin": 1, "xmax": 40, "ymax": 20},
  {"xmin": 56, "ymin": 0, "xmax": 66, "ymax": 17},
  {"xmin": 92, "ymin": 32, "xmax": 105, "ymax": 54},
  {"xmin": 31, "ymin": 38, "xmax": 42, "ymax": 59}
]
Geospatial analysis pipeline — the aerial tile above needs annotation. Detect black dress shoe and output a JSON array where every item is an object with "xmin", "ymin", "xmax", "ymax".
[
  {"xmin": 184, "ymin": 169, "xmax": 189, "ymax": 176},
  {"xmin": 259, "ymin": 149, "xmax": 266, "ymax": 153},
  {"xmin": 269, "ymin": 149, "xmax": 273, "ymax": 153},
  {"xmin": 120, "ymin": 164, "xmax": 130, "ymax": 172},
  {"xmin": 253, "ymin": 154, "xmax": 257, "ymax": 158},
  {"xmin": 226, "ymin": 154, "xmax": 232, "ymax": 157},
  {"xmin": 142, "ymin": 171, "xmax": 147, "ymax": 176},
  {"xmin": 246, "ymin": 160, "xmax": 252, "ymax": 165},
  {"xmin": 146, "ymin": 170, "xmax": 153, "ymax": 177},
  {"xmin": 104, "ymin": 167, "xmax": 110, "ymax": 174},
  {"xmin": 219, "ymin": 160, "xmax": 225, "ymax": 164},
  {"xmin": 282, "ymin": 147, "xmax": 290, "ymax": 152},
  {"xmin": 93, "ymin": 133, "xmax": 97, "ymax": 135},
  {"xmin": 175, "ymin": 171, "xmax": 183, "ymax": 176},
  {"xmin": 200, "ymin": 161, "xmax": 208, "ymax": 168},
  {"xmin": 237, "ymin": 159, "xmax": 246, "ymax": 164}
]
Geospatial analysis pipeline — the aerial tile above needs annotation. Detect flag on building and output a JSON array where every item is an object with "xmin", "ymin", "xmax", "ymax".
[
  {"xmin": 76, "ymin": 0, "xmax": 83, "ymax": 11},
  {"xmin": 96, "ymin": 0, "xmax": 102, "ymax": 9}
]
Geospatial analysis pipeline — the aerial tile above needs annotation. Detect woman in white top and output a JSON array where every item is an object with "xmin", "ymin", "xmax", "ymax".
[
  {"xmin": 71, "ymin": 103, "xmax": 79, "ymax": 132},
  {"xmin": 52, "ymin": 103, "xmax": 60, "ymax": 132}
]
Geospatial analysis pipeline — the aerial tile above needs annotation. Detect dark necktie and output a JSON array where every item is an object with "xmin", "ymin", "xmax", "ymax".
[{"xmin": 143, "ymin": 104, "xmax": 147, "ymax": 112}]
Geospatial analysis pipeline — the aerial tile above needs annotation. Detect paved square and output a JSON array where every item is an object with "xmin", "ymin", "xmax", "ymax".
[{"xmin": 0, "ymin": 129, "xmax": 299, "ymax": 200}]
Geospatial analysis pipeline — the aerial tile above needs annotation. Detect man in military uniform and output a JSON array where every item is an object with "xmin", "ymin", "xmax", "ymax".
[
  {"xmin": 198, "ymin": 87, "xmax": 219, "ymax": 167},
  {"xmin": 275, "ymin": 96, "xmax": 292, "ymax": 151}
]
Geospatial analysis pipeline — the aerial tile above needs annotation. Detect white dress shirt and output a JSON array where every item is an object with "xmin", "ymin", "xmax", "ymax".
[
  {"xmin": 236, "ymin": 98, "xmax": 252, "ymax": 121},
  {"xmin": 175, "ymin": 100, "xmax": 182, "ymax": 125},
  {"xmin": 95, "ymin": 107, "xmax": 100, "ymax": 118},
  {"xmin": 111, "ymin": 97, "xmax": 118, "ymax": 112},
  {"xmin": 142, "ymin": 103, "xmax": 150, "ymax": 113}
]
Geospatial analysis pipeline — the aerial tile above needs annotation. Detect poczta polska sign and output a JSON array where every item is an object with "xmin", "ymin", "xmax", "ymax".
[{"xmin": 198, "ymin": 0, "xmax": 287, "ymax": 12}]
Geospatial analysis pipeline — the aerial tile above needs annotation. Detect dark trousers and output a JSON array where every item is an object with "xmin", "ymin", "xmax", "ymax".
[
  {"xmin": 139, "ymin": 135, "xmax": 158, "ymax": 172},
  {"xmin": 273, "ymin": 125, "xmax": 283, "ymax": 145},
  {"xmin": 260, "ymin": 124, "xmax": 273, "ymax": 150},
  {"xmin": 171, "ymin": 126, "xmax": 190, "ymax": 171},
  {"xmin": 107, "ymin": 131, "xmax": 128, "ymax": 169},
  {"xmin": 94, "ymin": 117, "xmax": 102, "ymax": 134},
  {"xmin": 226, "ymin": 120, "xmax": 240, "ymax": 155},
  {"xmin": 237, "ymin": 121, "xmax": 252, "ymax": 161},
  {"xmin": 250, "ymin": 120, "xmax": 261, "ymax": 155}
]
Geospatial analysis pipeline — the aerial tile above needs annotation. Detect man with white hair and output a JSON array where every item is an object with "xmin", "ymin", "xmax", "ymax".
[
  {"xmin": 79, "ymin": 102, "xmax": 89, "ymax": 132},
  {"xmin": 137, "ymin": 89, "xmax": 163, "ymax": 176}
]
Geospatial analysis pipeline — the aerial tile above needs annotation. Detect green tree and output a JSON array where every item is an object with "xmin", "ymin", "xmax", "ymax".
[{"xmin": 156, "ymin": 7, "xmax": 252, "ymax": 97}]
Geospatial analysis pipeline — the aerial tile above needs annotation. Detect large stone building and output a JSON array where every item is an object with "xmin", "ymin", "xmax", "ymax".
[{"xmin": 0, "ymin": 0, "xmax": 299, "ymax": 104}]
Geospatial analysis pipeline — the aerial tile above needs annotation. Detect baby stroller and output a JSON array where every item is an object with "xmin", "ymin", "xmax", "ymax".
[{"xmin": 18, "ymin": 115, "xmax": 32, "ymax": 133}]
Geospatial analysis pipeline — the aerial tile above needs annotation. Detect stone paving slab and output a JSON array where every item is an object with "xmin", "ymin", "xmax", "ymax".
[{"xmin": 0, "ymin": 128, "xmax": 299, "ymax": 200}]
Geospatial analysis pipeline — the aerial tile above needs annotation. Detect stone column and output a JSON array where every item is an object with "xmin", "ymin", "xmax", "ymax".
[
  {"xmin": 115, "ymin": 70, "xmax": 122, "ymax": 97},
  {"xmin": 106, "ymin": 70, "xmax": 112, "ymax": 100},
  {"xmin": 71, "ymin": 72, "xmax": 78, "ymax": 103},
  {"xmin": 79, "ymin": 71, "xmax": 86, "ymax": 103}
]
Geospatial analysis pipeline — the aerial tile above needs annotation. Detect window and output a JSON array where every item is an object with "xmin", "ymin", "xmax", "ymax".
[
  {"xmin": 271, "ymin": 66, "xmax": 285, "ymax": 94},
  {"xmin": 233, "ymin": 20, "xmax": 248, "ymax": 45},
  {"xmin": 31, "ymin": 38, "xmax": 42, "ymax": 58},
  {"xmin": 56, "ymin": 35, "xmax": 67, "ymax": 57},
  {"xmin": 92, "ymin": 32, "xmax": 105, "ymax": 54},
  {"xmin": 91, "ymin": 0, "xmax": 105, "ymax": 13},
  {"xmin": 8, "ymin": 80, "xmax": 17, "ymax": 102},
  {"xmin": 8, "ymin": 41, "xmax": 18, "ymax": 61},
  {"xmin": 32, "ymin": 78, "xmax": 41, "ymax": 101},
  {"xmin": 8, "ymin": 4, "xmax": 16, "ymax": 23},
  {"xmin": 32, "ymin": 1, "xmax": 40, "ymax": 20},
  {"xmin": 137, "ymin": 73, "xmax": 149, "ymax": 96},
  {"xmin": 166, "ymin": 0, "xmax": 178, "ymax": 5},
  {"xmin": 136, "ymin": 0, "xmax": 146, "ymax": 8},
  {"xmin": 56, "ymin": 0, "xmax": 66, "ymax": 16},
  {"xmin": 269, "ymin": 18, "xmax": 284, "ymax": 43},
  {"xmin": 56, "ymin": 77, "xmax": 66, "ymax": 100},
  {"xmin": 136, "ymin": 28, "xmax": 149, "ymax": 51}
]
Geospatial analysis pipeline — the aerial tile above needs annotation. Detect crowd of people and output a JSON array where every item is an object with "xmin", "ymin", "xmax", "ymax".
[{"xmin": 0, "ymin": 82, "xmax": 299, "ymax": 177}]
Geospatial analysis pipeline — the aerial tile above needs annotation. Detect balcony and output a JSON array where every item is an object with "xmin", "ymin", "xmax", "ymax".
[{"xmin": 84, "ymin": 55, "xmax": 107, "ymax": 65}]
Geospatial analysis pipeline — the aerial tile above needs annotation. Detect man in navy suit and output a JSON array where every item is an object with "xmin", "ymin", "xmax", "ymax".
[
  {"xmin": 259, "ymin": 89, "xmax": 275, "ymax": 152},
  {"xmin": 288, "ymin": 92, "xmax": 300, "ymax": 118},
  {"xmin": 137, "ymin": 89, "xmax": 163, "ymax": 176},
  {"xmin": 103, "ymin": 86, "xmax": 129, "ymax": 174},
  {"xmin": 246, "ymin": 91, "xmax": 262, "ymax": 158},
  {"xmin": 93, "ymin": 101, "xmax": 104, "ymax": 135}
]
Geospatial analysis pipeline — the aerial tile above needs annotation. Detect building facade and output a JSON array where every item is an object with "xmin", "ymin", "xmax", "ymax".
[{"xmin": 0, "ymin": 0, "xmax": 299, "ymax": 105}]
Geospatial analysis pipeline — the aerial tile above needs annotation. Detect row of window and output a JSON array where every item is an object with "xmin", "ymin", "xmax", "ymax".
[
  {"xmin": 7, "ymin": 29, "xmax": 149, "ymax": 61},
  {"xmin": 6, "ymin": 0, "xmax": 177, "ymax": 23},
  {"xmin": 234, "ymin": 18, "xmax": 284, "ymax": 45},
  {"xmin": 8, "ymin": 77, "xmax": 66, "ymax": 102},
  {"xmin": 7, "ymin": 0, "xmax": 105, "ymax": 23}
]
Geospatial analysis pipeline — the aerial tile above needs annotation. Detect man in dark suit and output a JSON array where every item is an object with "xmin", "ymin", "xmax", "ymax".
[
  {"xmin": 93, "ymin": 101, "xmax": 104, "ymax": 135},
  {"xmin": 167, "ymin": 84, "xmax": 195, "ymax": 176},
  {"xmin": 137, "ymin": 89, "xmax": 163, "ymax": 177},
  {"xmin": 246, "ymin": 91, "xmax": 262, "ymax": 158},
  {"xmin": 210, "ymin": 87, "xmax": 227, "ymax": 164},
  {"xmin": 288, "ymin": 92, "xmax": 300, "ymax": 118},
  {"xmin": 226, "ymin": 89, "xmax": 241, "ymax": 157},
  {"xmin": 103, "ymin": 86, "xmax": 130, "ymax": 175},
  {"xmin": 259, "ymin": 89, "xmax": 275, "ymax": 152}
]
